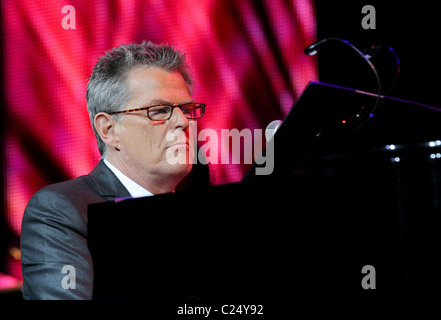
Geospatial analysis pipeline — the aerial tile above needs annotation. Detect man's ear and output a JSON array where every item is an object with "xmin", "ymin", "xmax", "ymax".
[{"xmin": 94, "ymin": 112, "xmax": 120, "ymax": 151}]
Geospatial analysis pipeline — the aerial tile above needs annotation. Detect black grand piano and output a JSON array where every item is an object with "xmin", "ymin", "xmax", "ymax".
[{"xmin": 88, "ymin": 81, "xmax": 441, "ymax": 310}]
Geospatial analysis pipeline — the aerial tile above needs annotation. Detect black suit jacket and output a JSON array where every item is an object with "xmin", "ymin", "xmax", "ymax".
[{"xmin": 21, "ymin": 160, "xmax": 131, "ymax": 299}]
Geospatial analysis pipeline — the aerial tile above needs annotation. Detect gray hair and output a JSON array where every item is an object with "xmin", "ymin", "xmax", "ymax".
[{"xmin": 86, "ymin": 41, "xmax": 194, "ymax": 156}]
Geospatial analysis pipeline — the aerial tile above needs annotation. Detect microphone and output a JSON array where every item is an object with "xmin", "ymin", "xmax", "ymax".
[
  {"xmin": 265, "ymin": 120, "xmax": 283, "ymax": 142},
  {"xmin": 362, "ymin": 45, "xmax": 401, "ymax": 112},
  {"xmin": 304, "ymin": 38, "xmax": 338, "ymax": 56},
  {"xmin": 303, "ymin": 37, "xmax": 382, "ymax": 129},
  {"xmin": 362, "ymin": 46, "xmax": 383, "ymax": 59}
]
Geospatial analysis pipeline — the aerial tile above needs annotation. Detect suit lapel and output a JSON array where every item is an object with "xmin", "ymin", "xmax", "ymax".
[{"xmin": 89, "ymin": 159, "xmax": 131, "ymax": 200}]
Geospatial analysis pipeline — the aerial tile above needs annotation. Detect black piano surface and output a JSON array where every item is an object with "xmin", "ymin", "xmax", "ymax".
[{"xmin": 88, "ymin": 82, "xmax": 441, "ymax": 310}]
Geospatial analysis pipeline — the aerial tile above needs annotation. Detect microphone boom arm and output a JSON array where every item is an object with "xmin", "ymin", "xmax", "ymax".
[{"xmin": 304, "ymin": 37, "xmax": 382, "ymax": 129}]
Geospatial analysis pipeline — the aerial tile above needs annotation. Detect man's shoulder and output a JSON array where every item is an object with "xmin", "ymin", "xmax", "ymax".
[
  {"xmin": 24, "ymin": 160, "xmax": 128, "ymax": 218},
  {"xmin": 30, "ymin": 160, "xmax": 111, "ymax": 203},
  {"xmin": 32, "ymin": 173, "xmax": 98, "ymax": 202},
  {"xmin": 25, "ymin": 167, "xmax": 110, "ymax": 219}
]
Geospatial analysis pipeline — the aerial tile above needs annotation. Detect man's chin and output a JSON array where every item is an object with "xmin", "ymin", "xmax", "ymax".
[
  {"xmin": 165, "ymin": 147, "xmax": 194, "ymax": 166},
  {"xmin": 168, "ymin": 162, "xmax": 193, "ymax": 178}
]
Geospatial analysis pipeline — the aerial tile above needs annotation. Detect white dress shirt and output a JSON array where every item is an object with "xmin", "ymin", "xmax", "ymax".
[{"xmin": 103, "ymin": 159, "xmax": 154, "ymax": 198}]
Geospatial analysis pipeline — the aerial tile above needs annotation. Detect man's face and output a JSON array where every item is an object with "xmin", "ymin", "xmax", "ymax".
[{"xmin": 113, "ymin": 66, "xmax": 194, "ymax": 185}]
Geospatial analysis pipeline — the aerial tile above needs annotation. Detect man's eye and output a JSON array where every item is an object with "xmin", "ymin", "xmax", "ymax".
[
  {"xmin": 182, "ymin": 108, "xmax": 191, "ymax": 114},
  {"xmin": 148, "ymin": 106, "xmax": 172, "ymax": 120},
  {"xmin": 153, "ymin": 107, "xmax": 169, "ymax": 113},
  {"xmin": 149, "ymin": 107, "xmax": 170, "ymax": 114}
]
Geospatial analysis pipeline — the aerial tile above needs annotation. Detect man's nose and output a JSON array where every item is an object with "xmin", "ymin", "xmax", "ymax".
[{"xmin": 171, "ymin": 106, "xmax": 190, "ymax": 130}]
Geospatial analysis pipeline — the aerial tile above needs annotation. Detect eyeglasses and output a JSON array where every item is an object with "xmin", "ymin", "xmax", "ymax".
[{"xmin": 107, "ymin": 102, "xmax": 205, "ymax": 121}]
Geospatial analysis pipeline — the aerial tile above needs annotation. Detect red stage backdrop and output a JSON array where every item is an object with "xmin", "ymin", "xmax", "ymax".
[{"xmin": 2, "ymin": 0, "xmax": 317, "ymax": 246}]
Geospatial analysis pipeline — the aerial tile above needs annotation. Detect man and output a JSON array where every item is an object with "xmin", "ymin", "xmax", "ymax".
[{"xmin": 20, "ymin": 41, "xmax": 205, "ymax": 299}]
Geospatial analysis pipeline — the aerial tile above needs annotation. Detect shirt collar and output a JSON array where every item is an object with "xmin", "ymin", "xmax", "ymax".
[{"xmin": 103, "ymin": 159, "xmax": 154, "ymax": 198}]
